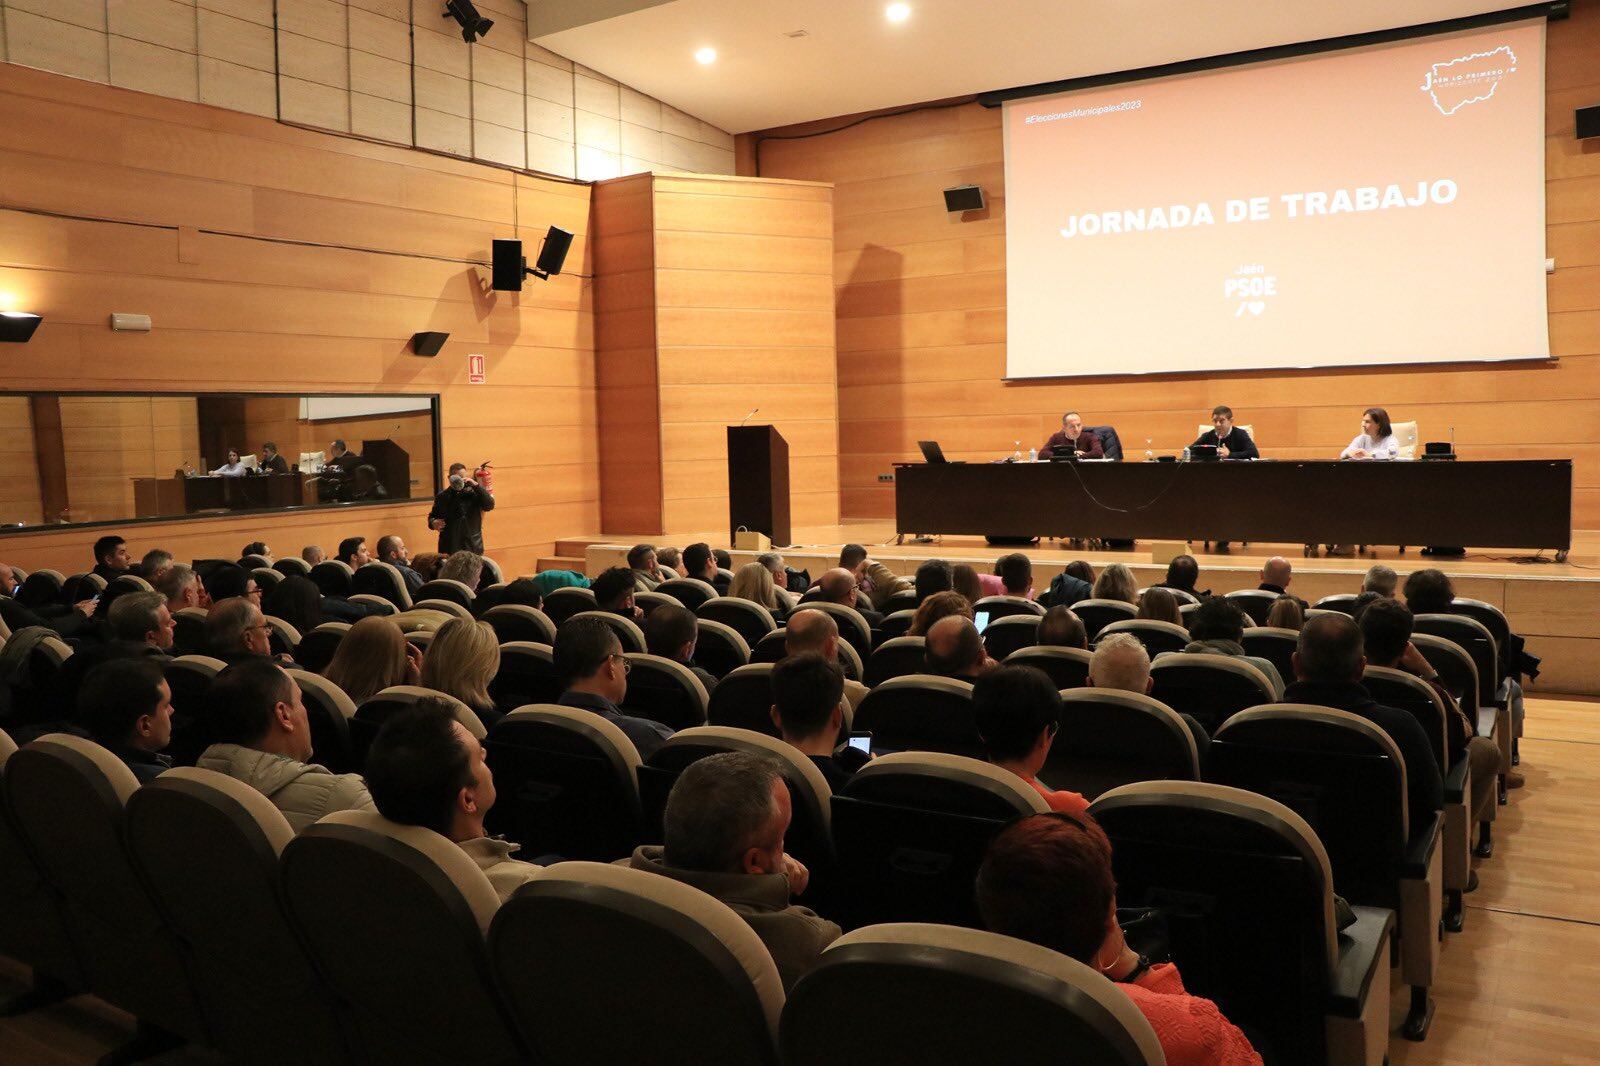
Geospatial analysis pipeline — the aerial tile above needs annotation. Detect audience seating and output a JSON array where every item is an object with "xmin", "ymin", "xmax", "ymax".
[
  {"xmin": 348, "ymin": 589, "xmax": 399, "ymax": 615},
  {"xmin": 881, "ymin": 589, "xmax": 917, "ymax": 613},
  {"xmin": 1225, "ymin": 588, "xmax": 1280, "ymax": 625},
  {"xmin": 411, "ymin": 598, "xmax": 472, "ymax": 620},
  {"xmin": 489, "ymin": 641, "xmax": 564, "ymax": 709},
  {"xmin": 280, "ymin": 810, "xmax": 528, "ymax": 1064},
  {"xmin": 16, "ymin": 569, "xmax": 64, "ymax": 608},
  {"xmin": 1097, "ymin": 618, "xmax": 1189, "ymax": 656},
  {"xmin": 706, "ymin": 664, "xmax": 778, "ymax": 737},
  {"xmin": 782, "ymin": 924, "xmax": 1163, "ymax": 1066},
  {"xmin": 1413, "ymin": 614, "xmax": 1500, "ymax": 711},
  {"xmin": 250, "ymin": 567, "xmax": 282, "ymax": 591},
  {"xmin": 72, "ymin": 573, "xmax": 109, "ymax": 597},
  {"xmin": 489, "ymin": 861, "xmax": 783, "ymax": 1065},
  {"xmin": 865, "ymin": 636, "xmax": 927, "ymax": 688},
  {"xmin": 692, "ymin": 618, "xmax": 751, "ymax": 679},
  {"xmin": 352, "ymin": 686, "xmax": 486, "ymax": 767},
  {"xmin": 478, "ymin": 556, "xmax": 504, "ymax": 589},
  {"xmin": 163, "ymin": 655, "xmax": 226, "ymax": 766},
  {"xmin": 287, "ymin": 670, "xmax": 359, "ymax": 776},
  {"xmin": 351, "ymin": 561, "xmax": 412, "ymax": 610},
  {"xmin": 698, "ymin": 597, "xmax": 779, "ymax": 648},
  {"xmin": 1003, "ymin": 646, "xmax": 1091, "ymax": 688},
  {"xmin": 273, "ymin": 558, "xmax": 311, "ymax": 578},
  {"xmin": 263, "ymin": 615, "xmax": 302, "ymax": 657},
  {"xmin": 654, "ymin": 578, "xmax": 719, "ymax": 611},
  {"xmin": 853, "ymin": 675, "xmax": 981, "ymax": 759},
  {"xmin": 240, "ymin": 554, "xmax": 272, "ymax": 571},
  {"xmin": 713, "ymin": 568, "xmax": 735, "ymax": 595},
  {"xmin": 620, "ymin": 653, "xmax": 711, "ymax": 731},
  {"xmin": 1149, "ymin": 654, "xmax": 1276, "ymax": 733},
  {"xmin": 876, "ymin": 609, "xmax": 916, "ymax": 643},
  {"xmin": 309, "ymin": 561, "xmax": 354, "ymax": 598},
  {"xmin": 415, "ymin": 579, "xmax": 477, "ymax": 611},
  {"xmin": 5, "ymin": 734, "xmax": 211, "ymax": 1047},
  {"xmin": 484, "ymin": 706, "xmax": 644, "ymax": 862},
  {"xmin": 972, "ymin": 595, "xmax": 1045, "ymax": 621},
  {"xmin": 1070, "ymin": 599, "xmax": 1138, "ymax": 641},
  {"xmin": 1209, "ymin": 705, "xmax": 1440, "ymax": 1040},
  {"xmin": 1178, "ymin": 601, "xmax": 1199, "ymax": 626},
  {"xmin": 107, "ymin": 574, "xmax": 155, "ymax": 597},
  {"xmin": 1446, "ymin": 598, "xmax": 1514, "ymax": 673},
  {"xmin": 632, "ymin": 590, "xmax": 679, "ymax": 617},
  {"xmin": 542, "ymin": 586, "xmax": 598, "ymax": 625},
  {"xmin": 749, "ymin": 629, "xmax": 789, "ymax": 665},
  {"xmin": 1144, "ymin": 585, "xmax": 1198, "ymax": 606},
  {"xmin": 481, "ymin": 604, "xmax": 557, "ymax": 645},
  {"xmin": 1091, "ymin": 781, "xmax": 1394, "ymax": 1065},
  {"xmin": 981, "ymin": 615, "xmax": 1038, "ymax": 660},
  {"xmin": 172, "ymin": 606, "xmax": 210, "ymax": 656},
  {"xmin": 124, "ymin": 768, "xmax": 351, "ymax": 1065},
  {"xmin": 1241, "ymin": 626, "xmax": 1300, "ymax": 686},
  {"xmin": 1043, "ymin": 689, "xmax": 1200, "ymax": 798},
  {"xmin": 293, "ymin": 622, "xmax": 350, "ymax": 674},
  {"xmin": 1412, "ymin": 634, "xmax": 1507, "ymax": 784},
  {"xmin": 830, "ymin": 752, "xmax": 1048, "ymax": 930},
  {"xmin": 797, "ymin": 603, "xmax": 874, "ymax": 661},
  {"xmin": 1313, "ymin": 594, "xmax": 1362, "ymax": 616},
  {"xmin": 571, "ymin": 610, "xmax": 646, "ymax": 654}
]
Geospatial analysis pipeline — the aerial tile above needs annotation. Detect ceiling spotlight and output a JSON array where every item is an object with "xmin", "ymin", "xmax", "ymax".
[
  {"xmin": 0, "ymin": 311, "xmax": 43, "ymax": 343},
  {"xmin": 694, "ymin": 46, "xmax": 718, "ymax": 65},
  {"xmin": 886, "ymin": 2, "xmax": 911, "ymax": 23},
  {"xmin": 443, "ymin": 0, "xmax": 493, "ymax": 43}
]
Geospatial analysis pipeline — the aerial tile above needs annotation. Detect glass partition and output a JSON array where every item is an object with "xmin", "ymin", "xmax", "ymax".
[{"xmin": 0, "ymin": 393, "xmax": 441, "ymax": 532}]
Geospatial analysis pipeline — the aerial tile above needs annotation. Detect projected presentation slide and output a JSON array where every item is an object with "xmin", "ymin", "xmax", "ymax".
[{"xmin": 1002, "ymin": 20, "xmax": 1550, "ymax": 379}]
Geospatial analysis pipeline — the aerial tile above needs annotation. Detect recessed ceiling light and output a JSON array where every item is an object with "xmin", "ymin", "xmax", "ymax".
[
  {"xmin": 694, "ymin": 46, "xmax": 717, "ymax": 64},
  {"xmin": 886, "ymin": 2, "xmax": 911, "ymax": 23}
]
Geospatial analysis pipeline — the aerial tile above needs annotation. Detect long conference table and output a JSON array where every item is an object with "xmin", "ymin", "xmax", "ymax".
[{"xmin": 893, "ymin": 459, "xmax": 1572, "ymax": 552}]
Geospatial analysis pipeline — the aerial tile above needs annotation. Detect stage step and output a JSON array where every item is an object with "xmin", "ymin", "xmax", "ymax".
[
  {"xmin": 555, "ymin": 538, "xmax": 605, "ymax": 557},
  {"xmin": 536, "ymin": 555, "xmax": 586, "ymax": 574}
]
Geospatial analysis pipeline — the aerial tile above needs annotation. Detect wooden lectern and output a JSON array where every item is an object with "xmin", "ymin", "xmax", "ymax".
[{"xmin": 727, "ymin": 425, "xmax": 790, "ymax": 547}]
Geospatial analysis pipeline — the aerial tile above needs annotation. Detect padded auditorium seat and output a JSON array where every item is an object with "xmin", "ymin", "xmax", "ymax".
[
  {"xmin": 875, "ymin": 608, "xmax": 916, "ymax": 642},
  {"xmin": 781, "ymin": 924, "xmax": 1163, "ymax": 1066},
  {"xmin": 1097, "ymin": 618, "xmax": 1190, "ymax": 656},
  {"xmin": 1071, "ymin": 599, "xmax": 1138, "ymax": 642},
  {"xmin": 490, "ymin": 641, "xmax": 565, "ymax": 710},
  {"xmin": 15, "ymin": 568, "xmax": 64, "ymax": 608},
  {"xmin": 287, "ymin": 669, "xmax": 360, "ymax": 776},
  {"xmin": 1313, "ymin": 594, "xmax": 1362, "ymax": 616},
  {"xmin": 412, "ymin": 598, "xmax": 472, "ymax": 620},
  {"xmin": 972, "ymin": 595, "xmax": 1045, "ymax": 622},
  {"xmin": 632, "ymin": 590, "xmax": 679, "ymax": 617},
  {"xmin": 250, "ymin": 567, "xmax": 283, "ymax": 592},
  {"xmin": 1149, "ymin": 653, "xmax": 1276, "ymax": 734},
  {"xmin": 853, "ymin": 675, "xmax": 980, "ymax": 758},
  {"xmin": 1225, "ymin": 588, "xmax": 1280, "ymax": 626},
  {"xmin": 352, "ymin": 686, "xmax": 486, "ymax": 768},
  {"xmin": 263, "ymin": 615, "xmax": 302, "ymax": 658},
  {"xmin": 164, "ymin": 654, "xmax": 227, "ymax": 766},
  {"xmin": 707, "ymin": 664, "xmax": 779, "ymax": 736},
  {"xmin": 749, "ymin": 629, "xmax": 789, "ymax": 665},
  {"xmin": 543, "ymin": 586, "xmax": 598, "ymax": 626},
  {"xmin": 621, "ymin": 653, "xmax": 710, "ymax": 731},
  {"xmin": 351, "ymin": 561, "xmax": 413, "ymax": 610},
  {"xmin": 1004, "ymin": 646, "xmax": 1091, "ymax": 689},
  {"xmin": 982, "ymin": 615, "xmax": 1038, "ymax": 660},
  {"xmin": 489, "ymin": 861, "xmax": 783, "ymax": 1066},
  {"xmin": 481, "ymin": 604, "xmax": 558, "ymax": 645},
  {"xmin": 414, "ymin": 578, "xmax": 477, "ymax": 611},
  {"xmin": 571, "ymin": 610, "xmax": 646, "ymax": 654},
  {"xmin": 793, "ymin": 603, "xmax": 874, "ymax": 661},
  {"xmin": 654, "ymin": 578, "xmax": 719, "ymax": 611},
  {"xmin": 309, "ymin": 560, "xmax": 354, "ymax": 598},
  {"xmin": 698, "ymin": 597, "xmax": 778, "ymax": 649},
  {"xmin": 692, "ymin": 619, "xmax": 751, "ymax": 679},
  {"xmin": 273, "ymin": 557, "xmax": 312, "ymax": 578},
  {"xmin": 1241, "ymin": 626, "xmax": 1300, "ymax": 689},
  {"xmin": 172, "ymin": 606, "xmax": 211, "ymax": 656},
  {"xmin": 865, "ymin": 636, "xmax": 927, "ymax": 688},
  {"xmin": 1413, "ymin": 614, "xmax": 1500, "ymax": 711},
  {"xmin": 1042, "ymin": 688, "xmax": 1200, "ymax": 799},
  {"xmin": 294, "ymin": 622, "xmax": 350, "ymax": 674}
]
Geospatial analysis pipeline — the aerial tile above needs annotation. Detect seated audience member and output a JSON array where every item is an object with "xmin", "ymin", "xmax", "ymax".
[
  {"xmin": 1036, "ymin": 606, "xmax": 1088, "ymax": 650},
  {"xmin": 656, "ymin": 546, "xmax": 688, "ymax": 579},
  {"xmin": 242, "ymin": 541, "xmax": 272, "ymax": 563},
  {"xmin": 1156, "ymin": 554, "xmax": 1206, "ymax": 598},
  {"xmin": 376, "ymin": 535, "xmax": 425, "ymax": 593},
  {"xmin": 785, "ymin": 609, "xmax": 868, "ymax": 711},
  {"xmin": 206, "ymin": 564, "xmax": 261, "ymax": 607},
  {"xmin": 1258, "ymin": 556, "xmax": 1302, "ymax": 603},
  {"xmin": 628, "ymin": 752, "xmax": 841, "ymax": 991},
  {"xmin": 952, "ymin": 564, "xmax": 985, "ymax": 606},
  {"xmin": 197, "ymin": 658, "xmax": 374, "ymax": 832},
  {"xmin": 682, "ymin": 542, "xmax": 720, "ymax": 587},
  {"xmin": 1361, "ymin": 597, "xmax": 1503, "ymax": 820},
  {"xmin": 814, "ymin": 567, "xmax": 881, "ymax": 626},
  {"xmin": 756, "ymin": 552, "xmax": 789, "ymax": 597},
  {"xmin": 1265, "ymin": 596, "xmax": 1305, "ymax": 630},
  {"xmin": 627, "ymin": 543, "xmax": 666, "ymax": 591},
  {"xmin": 728, "ymin": 562, "xmax": 783, "ymax": 613},
  {"xmin": 925, "ymin": 616, "xmax": 993, "ymax": 681},
  {"xmin": 993, "ymin": 553, "xmax": 1035, "ymax": 600},
  {"xmin": 712, "ymin": 549, "xmax": 734, "ymax": 594},
  {"xmin": 336, "ymin": 537, "xmax": 371, "ymax": 570},
  {"xmin": 211, "ymin": 449, "xmax": 248, "ymax": 476},
  {"xmin": 770, "ymin": 653, "xmax": 861, "ymax": 790},
  {"xmin": 1178, "ymin": 597, "xmax": 1285, "ymax": 697},
  {"xmin": 302, "ymin": 545, "xmax": 325, "ymax": 567},
  {"xmin": 841, "ymin": 544, "xmax": 911, "ymax": 610},
  {"xmin": 472, "ymin": 577, "xmax": 544, "ymax": 614},
  {"xmin": 1089, "ymin": 633, "xmax": 1210, "ymax": 758},
  {"xmin": 907, "ymin": 591, "xmax": 973, "ymax": 637},
  {"xmin": 1091, "ymin": 563, "xmax": 1139, "ymax": 605},
  {"xmin": 713, "ymin": 548, "xmax": 733, "ymax": 571},
  {"xmin": 263, "ymin": 575, "xmax": 323, "ymax": 636},
  {"xmin": 323, "ymin": 615, "xmax": 422, "ymax": 705},
  {"xmin": 364, "ymin": 698, "xmax": 539, "ymax": 903},
  {"xmin": 76, "ymin": 658, "xmax": 174, "ymax": 783},
  {"xmin": 914, "ymin": 559, "xmax": 955, "ymax": 603},
  {"xmin": 411, "ymin": 551, "xmax": 446, "ymax": 584},
  {"xmin": 591, "ymin": 566, "xmax": 644, "ymax": 622},
  {"xmin": 972, "ymin": 665, "xmax": 1087, "ymax": 815},
  {"xmin": 1046, "ymin": 563, "xmax": 1094, "ymax": 609},
  {"xmin": 438, "ymin": 550, "xmax": 484, "ymax": 590},
  {"xmin": 258, "ymin": 441, "xmax": 290, "ymax": 476},
  {"xmin": 1136, "ymin": 587, "xmax": 1183, "ymax": 626},
  {"xmin": 349, "ymin": 464, "xmax": 387, "ymax": 501},
  {"xmin": 1352, "ymin": 590, "xmax": 1384, "ymax": 616},
  {"xmin": 420, "ymin": 618, "xmax": 504, "ymax": 727},
  {"xmin": 206, "ymin": 596, "xmax": 277, "ymax": 664},
  {"xmin": 139, "ymin": 550, "xmax": 174, "ymax": 583},
  {"xmin": 1284, "ymin": 614, "xmax": 1443, "ymax": 832},
  {"xmin": 47, "ymin": 591, "xmax": 175, "ymax": 710},
  {"xmin": 1363, "ymin": 564, "xmax": 1399, "ymax": 598},
  {"xmin": 0, "ymin": 560, "xmax": 93, "ymax": 637},
  {"xmin": 977, "ymin": 815, "xmax": 1263, "ymax": 1066},
  {"xmin": 555, "ymin": 616, "xmax": 673, "ymax": 758},
  {"xmin": 108, "ymin": 591, "xmax": 177, "ymax": 653},
  {"xmin": 643, "ymin": 602, "xmax": 719, "ymax": 693},
  {"xmin": 93, "ymin": 535, "xmax": 133, "ymax": 582},
  {"xmin": 156, "ymin": 564, "xmax": 205, "ymax": 615},
  {"xmin": 1066, "ymin": 560, "xmax": 1095, "ymax": 585}
]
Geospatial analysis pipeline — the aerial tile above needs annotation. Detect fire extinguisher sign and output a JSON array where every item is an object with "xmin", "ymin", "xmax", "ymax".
[{"xmin": 468, "ymin": 353, "xmax": 486, "ymax": 384}]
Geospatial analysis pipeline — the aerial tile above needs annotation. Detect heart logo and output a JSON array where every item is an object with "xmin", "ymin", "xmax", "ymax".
[{"xmin": 1247, "ymin": 301, "xmax": 1266, "ymax": 316}]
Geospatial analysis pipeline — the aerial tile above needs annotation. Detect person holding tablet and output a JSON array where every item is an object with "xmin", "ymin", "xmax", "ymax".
[{"xmin": 1340, "ymin": 407, "xmax": 1399, "ymax": 460}]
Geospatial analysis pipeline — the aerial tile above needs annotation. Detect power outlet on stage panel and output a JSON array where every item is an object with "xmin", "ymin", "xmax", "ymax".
[{"xmin": 878, "ymin": 473, "xmax": 895, "ymax": 482}]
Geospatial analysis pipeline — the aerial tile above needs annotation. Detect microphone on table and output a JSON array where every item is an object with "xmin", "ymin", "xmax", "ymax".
[{"xmin": 739, "ymin": 407, "xmax": 760, "ymax": 426}]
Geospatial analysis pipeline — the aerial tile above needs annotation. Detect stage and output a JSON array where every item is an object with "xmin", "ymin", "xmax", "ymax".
[{"xmin": 562, "ymin": 520, "xmax": 1600, "ymax": 697}]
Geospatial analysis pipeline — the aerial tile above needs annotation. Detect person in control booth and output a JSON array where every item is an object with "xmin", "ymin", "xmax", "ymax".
[
  {"xmin": 1189, "ymin": 406, "xmax": 1259, "ymax": 460},
  {"xmin": 259, "ymin": 441, "xmax": 290, "ymax": 475},
  {"xmin": 1040, "ymin": 411, "xmax": 1103, "ymax": 459}
]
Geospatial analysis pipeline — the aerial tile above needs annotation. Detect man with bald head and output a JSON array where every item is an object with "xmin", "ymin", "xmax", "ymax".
[
  {"xmin": 1259, "ymin": 556, "xmax": 1294, "ymax": 596},
  {"xmin": 925, "ymin": 615, "xmax": 993, "ymax": 681},
  {"xmin": 786, "ymin": 608, "xmax": 867, "ymax": 711},
  {"xmin": 815, "ymin": 567, "xmax": 883, "ymax": 626}
]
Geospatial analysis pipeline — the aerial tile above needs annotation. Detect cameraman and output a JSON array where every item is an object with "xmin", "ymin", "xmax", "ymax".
[{"xmin": 428, "ymin": 463, "xmax": 496, "ymax": 554}]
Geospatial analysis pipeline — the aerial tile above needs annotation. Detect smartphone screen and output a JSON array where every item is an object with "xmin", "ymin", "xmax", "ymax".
[
  {"xmin": 973, "ymin": 610, "xmax": 991, "ymax": 633},
  {"xmin": 848, "ymin": 731, "xmax": 872, "ymax": 755}
]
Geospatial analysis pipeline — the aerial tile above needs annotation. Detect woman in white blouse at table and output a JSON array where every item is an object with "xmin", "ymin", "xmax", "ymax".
[
  {"xmin": 211, "ymin": 449, "xmax": 248, "ymax": 476},
  {"xmin": 1339, "ymin": 408, "xmax": 1399, "ymax": 460}
]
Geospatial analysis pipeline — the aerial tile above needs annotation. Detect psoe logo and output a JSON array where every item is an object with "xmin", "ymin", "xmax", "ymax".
[
  {"xmin": 1420, "ymin": 44, "xmax": 1517, "ymax": 116},
  {"xmin": 1225, "ymin": 264, "xmax": 1275, "ymax": 318}
]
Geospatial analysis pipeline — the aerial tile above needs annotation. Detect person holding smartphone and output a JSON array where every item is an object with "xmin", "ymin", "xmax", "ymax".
[
  {"xmin": 769, "ymin": 653, "xmax": 869, "ymax": 791},
  {"xmin": 428, "ymin": 461, "xmax": 496, "ymax": 554}
]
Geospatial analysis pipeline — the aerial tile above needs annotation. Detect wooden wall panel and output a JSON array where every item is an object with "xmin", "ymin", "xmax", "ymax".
[
  {"xmin": 754, "ymin": 3, "xmax": 1600, "ymax": 530},
  {"xmin": 0, "ymin": 398, "xmax": 43, "ymax": 527},
  {"xmin": 0, "ymin": 64, "xmax": 598, "ymax": 575}
]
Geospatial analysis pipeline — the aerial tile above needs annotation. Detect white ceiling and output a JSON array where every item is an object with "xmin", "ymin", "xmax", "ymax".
[{"xmin": 533, "ymin": 0, "xmax": 1536, "ymax": 134}]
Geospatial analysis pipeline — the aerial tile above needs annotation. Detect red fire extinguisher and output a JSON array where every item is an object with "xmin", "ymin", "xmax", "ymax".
[{"xmin": 475, "ymin": 460, "xmax": 494, "ymax": 494}]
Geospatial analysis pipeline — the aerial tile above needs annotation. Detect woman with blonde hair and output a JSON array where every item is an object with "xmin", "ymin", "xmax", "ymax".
[
  {"xmin": 1092, "ymin": 563, "xmax": 1139, "ymax": 605},
  {"xmin": 907, "ymin": 591, "xmax": 974, "ymax": 637},
  {"xmin": 728, "ymin": 560, "xmax": 781, "ymax": 610},
  {"xmin": 1137, "ymin": 587, "xmax": 1183, "ymax": 626},
  {"xmin": 420, "ymin": 616, "xmax": 504, "ymax": 726},
  {"xmin": 323, "ymin": 616, "xmax": 421, "ymax": 705},
  {"xmin": 1265, "ymin": 596, "xmax": 1305, "ymax": 630}
]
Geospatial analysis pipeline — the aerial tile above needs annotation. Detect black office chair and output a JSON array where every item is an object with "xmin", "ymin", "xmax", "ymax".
[{"xmin": 1085, "ymin": 425, "xmax": 1124, "ymax": 461}]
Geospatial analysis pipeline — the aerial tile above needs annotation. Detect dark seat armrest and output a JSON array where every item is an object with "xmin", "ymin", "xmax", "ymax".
[
  {"xmin": 1443, "ymin": 758, "xmax": 1469, "ymax": 803},
  {"xmin": 1402, "ymin": 813, "xmax": 1441, "ymax": 879},
  {"xmin": 1328, "ymin": 905, "xmax": 1394, "ymax": 1018}
]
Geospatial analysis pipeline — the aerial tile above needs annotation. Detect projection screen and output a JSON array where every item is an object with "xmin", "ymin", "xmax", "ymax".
[{"xmin": 1002, "ymin": 19, "xmax": 1549, "ymax": 379}]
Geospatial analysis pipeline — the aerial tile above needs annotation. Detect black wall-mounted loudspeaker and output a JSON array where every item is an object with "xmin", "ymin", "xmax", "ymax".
[
  {"xmin": 533, "ymin": 226, "xmax": 574, "ymax": 277},
  {"xmin": 492, "ymin": 239, "xmax": 526, "ymax": 291},
  {"xmin": 943, "ymin": 184, "xmax": 986, "ymax": 213},
  {"xmin": 1578, "ymin": 105, "xmax": 1600, "ymax": 140},
  {"xmin": 411, "ymin": 331, "xmax": 449, "ymax": 356}
]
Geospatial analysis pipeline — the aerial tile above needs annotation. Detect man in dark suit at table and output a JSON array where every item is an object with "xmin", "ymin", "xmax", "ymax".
[
  {"xmin": 258, "ymin": 441, "xmax": 290, "ymax": 475},
  {"xmin": 1039, "ymin": 411, "xmax": 1103, "ymax": 459},
  {"xmin": 1189, "ymin": 406, "xmax": 1259, "ymax": 461}
]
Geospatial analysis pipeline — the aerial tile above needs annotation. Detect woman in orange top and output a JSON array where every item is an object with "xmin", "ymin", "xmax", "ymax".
[
  {"xmin": 978, "ymin": 813, "xmax": 1262, "ymax": 1066},
  {"xmin": 971, "ymin": 665, "xmax": 1090, "ymax": 818}
]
